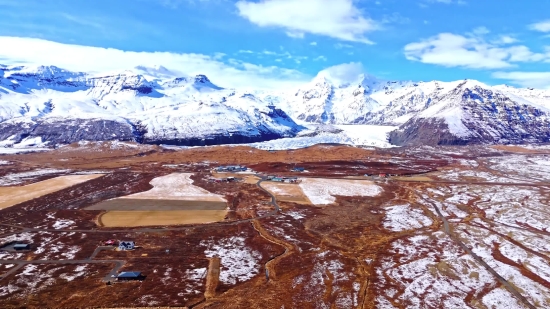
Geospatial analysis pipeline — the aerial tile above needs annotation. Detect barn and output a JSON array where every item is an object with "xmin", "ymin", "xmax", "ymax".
[
  {"xmin": 13, "ymin": 244, "xmax": 31, "ymax": 250},
  {"xmin": 116, "ymin": 271, "xmax": 145, "ymax": 281}
]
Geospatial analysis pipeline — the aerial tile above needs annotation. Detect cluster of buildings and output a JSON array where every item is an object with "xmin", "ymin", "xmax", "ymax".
[
  {"xmin": 214, "ymin": 165, "xmax": 248, "ymax": 172},
  {"xmin": 101, "ymin": 240, "xmax": 136, "ymax": 251},
  {"xmin": 266, "ymin": 175, "xmax": 300, "ymax": 183}
]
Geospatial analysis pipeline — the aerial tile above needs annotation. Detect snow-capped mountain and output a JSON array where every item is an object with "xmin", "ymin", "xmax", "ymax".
[
  {"xmin": 261, "ymin": 75, "xmax": 550, "ymax": 146},
  {"xmin": 0, "ymin": 65, "xmax": 302, "ymax": 147},
  {"xmin": 0, "ymin": 64, "xmax": 549, "ymax": 148}
]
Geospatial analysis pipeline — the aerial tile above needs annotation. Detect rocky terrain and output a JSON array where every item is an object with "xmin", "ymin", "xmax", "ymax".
[{"xmin": 1, "ymin": 64, "xmax": 549, "ymax": 147}]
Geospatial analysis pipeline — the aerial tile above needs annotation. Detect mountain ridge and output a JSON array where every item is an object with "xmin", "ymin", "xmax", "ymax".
[{"xmin": 0, "ymin": 64, "xmax": 549, "ymax": 148}]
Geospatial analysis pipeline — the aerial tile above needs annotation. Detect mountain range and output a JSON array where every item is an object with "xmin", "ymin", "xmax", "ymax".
[{"xmin": 0, "ymin": 64, "xmax": 549, "ymax": 148}]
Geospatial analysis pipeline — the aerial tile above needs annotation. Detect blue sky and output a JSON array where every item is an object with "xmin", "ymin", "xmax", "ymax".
[{"xmin": 0, "ymin": 0, "xmax": 549, "ymax": 89}]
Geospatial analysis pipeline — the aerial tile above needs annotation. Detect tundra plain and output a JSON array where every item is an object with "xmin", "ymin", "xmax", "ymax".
[{"xmin": 0, "ymin": 142, "xmax": 549, "ymax": 308}]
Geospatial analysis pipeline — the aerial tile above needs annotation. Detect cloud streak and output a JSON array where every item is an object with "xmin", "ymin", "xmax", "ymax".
[
  {"xmin": 492, "ymin": 71, "xmax": 550, "ymax": 89},
  {"xmin": 0, "ymin": 36, "xmax": 310, "ymax": 90}
]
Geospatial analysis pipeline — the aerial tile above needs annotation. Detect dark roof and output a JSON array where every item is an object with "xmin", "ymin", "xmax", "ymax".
[{"xmin": 117, "ymin": 271, "xmax": 142, "ymax": 278}]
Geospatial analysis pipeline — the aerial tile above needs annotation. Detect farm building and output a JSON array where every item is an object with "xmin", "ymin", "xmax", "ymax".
[
  {"xmin": 283, "ymin": 177, "xmax": 299, "ymax": 183},
  {"xmin": 379, "ymin": 173, "xmax": 387, "ymax": 178},
  {"xmin": 118, "ymin": 241, "xmax": 135, "ymax": 251},
  {"xmin": 116, "ymin": 271, "xmax": 145, "ymax": 281},
  {"xmin": 13, "ymin": 244, "xmax": 31, "ymax": 250},
  {"xmin": 291, "ymin": 167, "xmax": 305, "ymax": 172},
  {"xmin": 271, "ymin": 177, "xmax": 284, "ymax": 182}
]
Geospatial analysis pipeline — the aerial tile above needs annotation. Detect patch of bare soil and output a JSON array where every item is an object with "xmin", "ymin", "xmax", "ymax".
[
  {"xmin": 0, "ymin": 174, "xmax": 104, "ymax": 210},
  {"xmin": 98, "ymin": 210, "xmax": 228, "ymax": 227}
]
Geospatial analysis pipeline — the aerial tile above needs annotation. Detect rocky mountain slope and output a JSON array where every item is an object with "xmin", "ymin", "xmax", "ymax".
[
  {"xmin": 0, "ymin": 64, "xmax": 549, "ymax": 148},
  {"xmin": 0, "ymin": 65, "xmax": 302, "ymax": 147}
]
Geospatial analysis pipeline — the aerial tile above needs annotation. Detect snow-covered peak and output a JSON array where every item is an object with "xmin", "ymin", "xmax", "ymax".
[
  {"xmin": 1, "ymin": 65, "xmax": 86, "ymax": 80},
  {"xmin": 162, "ymin": 74, "xmax": 222, "ymax": 91}
]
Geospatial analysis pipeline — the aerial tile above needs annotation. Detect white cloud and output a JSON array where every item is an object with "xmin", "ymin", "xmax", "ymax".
[
  {"xmin": 492, "ymin": 35, "xmax": 518, "ymax": 45},
  {"xmin": 310, "ymin": 41, "xmax": 317, "ymax": 46},
  {"xmin": 313, "ymin": 55, "xmax": 327, "ymax": 61},
  {"xmin": 529, "ymin": 20, "xmax": 550, "ymax": 33},
  {"xmin": 0, "ymin": 36, "xmax": 310, "ymax": 90},
  {"xmin": 492, "ymin": 71, "xmax": 550, "ymax": 89},
  {"xmin": 335, "ymin": 43, "xmax": 354, "ymax": 49},
  {"xmin": 235, "ymin": 0, "xmax": 379, "ymax": 44},
  {"xmin": 238, "ymin": 48, "xmax": 308, "ymax": 64},
  {"xmin": 316, "ymin": 62, "xmax": 365, "ymax": 85},
  {"xmin": 471, "ymin": 26, "xmax": 490, "ymax": 35},
  {"xmin": 404, "ymin": 31, "xmax": 549, "ymax": 69}
]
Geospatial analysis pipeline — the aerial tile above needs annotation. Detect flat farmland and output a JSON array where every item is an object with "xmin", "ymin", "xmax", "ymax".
[
  {"xmin": 261, "ymin": 182, "xmax": 311, "ymax": 204},
  {"xmin": 98, "ymin": 210, "xmax": 228, "ymax": 227},
  {"xmin": 0, "ymin": 174, "xmax": 104, "ymax": 210},
  {"xmin": 88, "ymin": 173, "xmax": 228, "ymax": 227},
  {"xmin": 87, "ymin": 199, "xmax": 226, "ymax": 211}
]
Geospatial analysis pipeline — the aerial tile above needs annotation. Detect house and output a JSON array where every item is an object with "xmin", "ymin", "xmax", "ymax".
[
  {"xmin": 291, "ymin": 167, "xmax": 305, "ymax": 172},
  {"xmin": 116, "ymin": 271, "xmax": 145, "ymax": 281},
  {"xmin": 271, "ymin": 177, "xmax": 284, "ymax": 182},
  {"xmin": 266, "ymin": 175, "xmax": 275, "ymax": 180},
  {"xmin": 379, "ymin": 173, "xmax": 387, "ymax": 178},
  {"xmin": 118, "ymin": 241, "xmax": 135, "ymax": 251},
  {"xmin": 13, "ymin": 244, "xmax": 30, "ymax": 250}
]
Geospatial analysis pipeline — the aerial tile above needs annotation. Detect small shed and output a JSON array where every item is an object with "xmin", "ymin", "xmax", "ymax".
[
  {"xmin": 292, "ymin": 167, "xmax": 305, "ymax": 172},
  {"xmin": 118, "ymin": 241, "xmax": 135, "ymax": 251},
  {"xmin": 13, "ymin": 244, "xmax": 30, "ymax": 250},
  {"xmin": 116, "ymin": 271, "xmax": 145, "ymax": 281}
]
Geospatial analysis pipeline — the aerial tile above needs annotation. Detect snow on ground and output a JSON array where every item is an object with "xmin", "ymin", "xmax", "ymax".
[
  {"xmin": 59, "ymin": 265, "xmax": 88, "ymax": 282},
  {"xmin": 201, "ymin": 236, "xmax": 262, "ymax": 285},
  {"xmin": 482, "ymin": 288, "xmax": 526, "ymax": 309},
  {"xmin": 0, "ymin": 169, "xmax": 70, "ymax": 186},
  {"xmin": 0, "ymin": 148, "xmax": 50, "ymax": 154},
  {"xmin": 46, "ymin": 213, "xmax": 76, "ymax": 229},
  {"xmin": 51, "ymin": 219, "xmax": 75, "ymax": 229},
  {"xmin": 120, "ymin": 173, "xmax": 226, "ymax": 201},
  {"xmin": 375, "ymin": 231, "xmax": 522, "ymax": 308},
  {"xmin": 0, "ymin": 160, "xmax": 10, "ymax": 165},
  {"xmin": 383, "ymin": 204, "xmax": 433, "ymax": 231},
  {"xmin": 248, "ymin": 125, "xmax": 396, "ymax": 150},
  {"xmin": 456, "ymin": 226, "xmax": 550, "ymax": 307},
  {"xmin": 285, "ymin": 210, "xmax": 305, "ymax": 220},
  {"xmin": 299, "ymin": 178, "xmax": 382, "ymax": 205}
]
